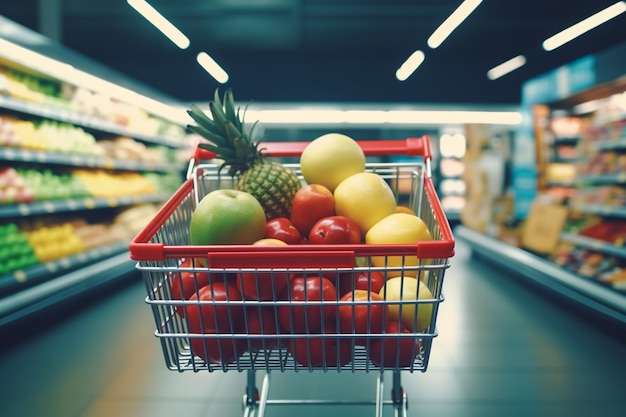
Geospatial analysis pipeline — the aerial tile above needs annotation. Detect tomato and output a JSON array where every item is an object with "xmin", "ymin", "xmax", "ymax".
[
  {"xmin": 236, "ymin": 269, "xmax": 290, "ymax": 301},
  {"xmin": 337, "ymin": 270, "xmax": 385, "ymax": 297},
  {"xmin": 185, "ymin": 282, "xmax": 244, "ymax": 333},
  {"xmin": 170, "ymin": 259, "xmax": 212, "ymax": 318},
  {"xmin": 236, "ymin": 239, "xmax": 291, "ymax": 301},
  {"xmin": 338, "ymin": 289, "xmax": 387, "ymax": 345},
  {"xmin": 278, "ymin": 275, "xmax": 337, "ymax": 334},
  {"xmin": 368, "ymin": 320, "xmax": 421, "ymax": 368},
  {"xmin": 264, "ymin": 217, "xmax": 302, "ymax": 244},
  {"xmin": 244, "ymin": 306, "xmax": 282, "ymax": 351},
  {"xmin": 290, "ymin": 184, "xmax": 335, "ymax": 237},
  {"xmin": 189, "ymin": 329, "xmax": 246, "ymax": 365},
  {"xmin": 308, "ymin": 215, "xmax": 361, "ymax": 244},
  {"xmin": 287, "ymin": 323, "xmax": 353, "ymax": 368}
]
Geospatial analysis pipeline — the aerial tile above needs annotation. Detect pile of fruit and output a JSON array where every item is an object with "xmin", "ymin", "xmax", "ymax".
[
  {"xmin": 176, "ymin": 89, "xmax": 437, "ymax": 368},
  {"xmin": 0, "ymin": 223, "xmax": 38, "ymax": 275},
  {"xmin": 0, "ymin": 168, "xmax": 181, "ymax": 204},
  {"xmin": 0, "ymin": 207, "xmax": 156, "ymax": 277},
  {"xmin": 0, "ymin": 167, "xmax": 36, "ymax": 204},
  {"xmin": 0, "ymin": 115, "xmax": 100, "ymax": 155}
]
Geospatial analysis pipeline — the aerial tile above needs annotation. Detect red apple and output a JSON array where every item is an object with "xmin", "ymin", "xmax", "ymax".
[
  {"xmin": 290, "ymin": 184, "xmax": 335, "ymax": 238},
  {"xmin": 308, "ymin": 216, "xmax": 361, "ymax": 244},
  {"xmin": 264, "ymin": 217, "xmax": 302, "ymax": 244},
  {"xmin": 338, "ymin": 270, "xmax": 385, "ymax": 297},
  {"xmin": 236, "ymin": 239, "xmax": 291, "ymax": 300}
]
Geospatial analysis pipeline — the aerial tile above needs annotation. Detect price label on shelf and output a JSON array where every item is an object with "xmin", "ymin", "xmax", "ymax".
[
  {"xmin": 83, "ymin": 198, "xmax": 96, "ymax": 209},
  {"xmin": 13, "ymin": 270, "xmax": 27, "ymax": 283},
  {"xmin": 18, "ymin": 204, "xmax": 30, "ymax": 216},
  {"xmin": 42, "ymin": 201, "xmax": 55, "ymax": 213},
  {"xmin": 522, "ymin": 200, "xmax": 569, "ymax": 254}
]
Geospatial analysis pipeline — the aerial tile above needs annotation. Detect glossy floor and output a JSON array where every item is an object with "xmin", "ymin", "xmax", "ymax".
[{"xmin": 1, "ymin": 240, "xmax": 625, "ymax": 417}]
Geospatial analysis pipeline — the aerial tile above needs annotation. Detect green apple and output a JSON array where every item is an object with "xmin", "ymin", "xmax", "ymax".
[{"xmin": 189, "ymin": 189, "xmax": 266, "ymax": 245}]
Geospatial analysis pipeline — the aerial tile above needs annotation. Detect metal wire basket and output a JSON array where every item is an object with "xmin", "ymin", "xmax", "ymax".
[{"xmin": 130, "ymin": 136, "xmax": 455, "ymax": 415}]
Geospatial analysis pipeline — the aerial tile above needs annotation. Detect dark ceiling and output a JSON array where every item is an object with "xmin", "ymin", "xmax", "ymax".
[{"xmin": 1, "ymin": 0, "xmax": 625, "ymax": 106}]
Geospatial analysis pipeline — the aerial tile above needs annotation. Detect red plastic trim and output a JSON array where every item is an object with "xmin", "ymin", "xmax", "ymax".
[
  {"xmin": 128, "ymin": 178, "xmax": 194, "ymax": 261},
  {"xmin": 208, "ymin": 249, "xmax": 356, "ymax": 269},
  {"xmin": 192, "ymin": 137, "xmax": 431, "ymax": 163},
  {"xmin": 129, "ymin": 135, "xmax": 456, "ymax": 263}
]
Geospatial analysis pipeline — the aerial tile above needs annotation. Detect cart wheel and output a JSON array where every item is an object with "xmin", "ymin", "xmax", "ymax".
[
  {"xmin": 242, "ymin": 389, "xmax": 259, "ymax": 410},
  {"xmin": 391, "ymin": 387, "xmax": 409, "ymax": 416}
]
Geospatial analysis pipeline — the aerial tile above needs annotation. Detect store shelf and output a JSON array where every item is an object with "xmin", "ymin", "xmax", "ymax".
[
  {"xmin": 0, "ymin": 147, "xmax": 179, "ymax": 173},
  {"xmin": 560, "ymin": 232, "xmax": 626, "ymax": 259},
  {"xmin": 553, "ymin": 136, "xmax": 581, "ymax": 144},
  {"xmin": 570, "ymin": 203, "xmax": 626, "ymax": 219},
  {"xmin": 456, "ymin": 225, "xmax": 626, "ymax": 325},
  {"xmin": 592, "ymin": 138, "xmax": 626, "ymax": 151},
  {"xmin": 0, "ymin": 193, "xmax": 168, "ymax": 217},
  {"xmin": 0, "ymin": 241, "xmax": 128, "ymax": 295},
  {"xmin": 0, "ymin": 250, "xmax": 136, "ymax": 328},
  {"xmin": 575, "ymin": 173, "xmax": 626, "ymax": 185},
  {"xmin": 0, "ymin": 95, "xmax": 183, "ymax": 148}
]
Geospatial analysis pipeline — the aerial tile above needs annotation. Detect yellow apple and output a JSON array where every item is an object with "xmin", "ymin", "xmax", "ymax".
[
  {"xmin": 395, "ymin": 205, "xmax": 416, "ymax": 216},
  {"xmin": 300, "ymin": 133, "xmax": 365, "ymax": 192},
  {"xmin": 333, "ymin": 172, "xmax": 397, "ymax": 235},
  {"xmin": 189, "ymin": 189, "xmax": 266, "ymax": 245},
  {"xmin": 366, "ymin": 212, "xmax": 432, "ymax": 277},
  {"xmin": 379, "ymin": 276, "xmax": 434, "ymax": 332}
]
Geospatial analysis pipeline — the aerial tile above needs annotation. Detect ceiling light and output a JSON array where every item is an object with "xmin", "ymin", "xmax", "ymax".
[
  {"xmin": 127, "ymin": 0, "xmax": 190, "ymax": 49},
  {"xmin": 396, "ymin": 50, "xmax": 425, "ymax": 81},
  {"xmin": 487, "ymin": 55, "xmax": 527, "ymax": 80},
  {"xmin": 196, "ymin": 52, "xmax": 229, "ymax": 84},
  {"xmin": 427, "ymin": 0, "xmax": 483, "ymax": 49},
  {"xmin": 542, "ymin": 1, "xmax": 626, "ymax": 51}
]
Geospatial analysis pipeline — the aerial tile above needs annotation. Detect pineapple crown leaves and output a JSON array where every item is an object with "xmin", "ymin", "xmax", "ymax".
[{"xmin": 186, "ymin": 88, "xmax": 264, "ymax": 177}]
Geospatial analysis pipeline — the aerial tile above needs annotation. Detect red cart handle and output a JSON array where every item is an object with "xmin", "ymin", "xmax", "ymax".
[{"xmin": 191, "ymin": 136, "xmax": 431, "ymax": 164}]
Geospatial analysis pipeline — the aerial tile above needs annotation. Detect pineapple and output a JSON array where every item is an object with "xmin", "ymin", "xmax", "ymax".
[{"xmin": 187, "ymin": 89, "xmax": 301, "ymax": 220}]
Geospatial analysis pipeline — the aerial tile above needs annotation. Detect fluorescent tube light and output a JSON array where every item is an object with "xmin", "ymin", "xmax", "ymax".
[
  {"xmin": 396, "ymin": 50, "xmax": 425, "ymax": 81},
  {"xmin": 427, "ymin": 0, "xmax": 483, "ymax": 49},
  {"xmin": 542, "ymin": 1, "xmax": 626, "ymax": 51},
  {"xmin": 487, "ymin": 55, "xmax": 527, "ymax": 80},
  {"xmin": 127, "ymin": 0, "xmax": 190, "ymax": 49},
  {"xmin": 0, "ymin": 38, "xmax": 73, "ymax": 80},
  {"xmin": 243, "ymin": 109, "xmax": 523, "ymax": 126},
  {"xmin": 196, "ymin": 52, "xmax": 229, "ymax": 84}
]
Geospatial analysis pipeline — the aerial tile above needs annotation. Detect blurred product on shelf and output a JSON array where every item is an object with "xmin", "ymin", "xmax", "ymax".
[
  {"xmin": 460, "ymin": 124, "xmax": 511, "ymax": 236},
  {"xmin": 0, "ymin": 203, "xmax": 160, "ymax": 278},
  {"xmin": 0, "ymin": 223, "xmax": 38, "ymax": 275},
  {"xmin": 0, "ymin": 167, "xmax": 35, "ymax": 204},
  {"xmin": 1, "ymin": 65, "xmax": 187, "ymax": 140},
  {"xmin": 111, "ymin": 203, "xmax": 161, "ymax": 240}
]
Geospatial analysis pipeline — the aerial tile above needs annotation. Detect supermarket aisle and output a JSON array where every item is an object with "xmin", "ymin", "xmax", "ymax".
[{"xmin": 1, "ymin": 239, "xmax": 625, "ymax": 417}]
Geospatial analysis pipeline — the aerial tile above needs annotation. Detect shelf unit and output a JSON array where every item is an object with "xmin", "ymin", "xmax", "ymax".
[
  {"xmin": 0, "ymin": 19, "xmax": 188, "ymax": 329},
  {"xmin": 456, "ymin": 226, "xmax": 626, "ymax": 325},
  {"xmin": 0, "ymin": 95, "xmax": 184, "ymax": 148}
]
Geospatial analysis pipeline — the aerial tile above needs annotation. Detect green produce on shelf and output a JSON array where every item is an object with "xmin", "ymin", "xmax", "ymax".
[
  {"xmin": 19, "ymin": 169, "xmax": 92, "ymax": 201},
  {"xmin": 0, "ymin": 222, "xmax": 38, "ymax": 275},
  {"xmin": 143, "ymin": 172, "xmax": 183, "ymax": 194}
]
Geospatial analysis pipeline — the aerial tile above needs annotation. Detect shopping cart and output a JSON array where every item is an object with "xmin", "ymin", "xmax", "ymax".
[{"xmin": 130, "ymin": 136, "xmax": 455, "ymax": 417}]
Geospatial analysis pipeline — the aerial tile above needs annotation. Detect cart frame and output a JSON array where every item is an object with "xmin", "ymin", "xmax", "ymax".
[{"xmin": 130, "ymin": 136, "xmax": 455, "ymax": 416}]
